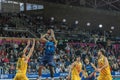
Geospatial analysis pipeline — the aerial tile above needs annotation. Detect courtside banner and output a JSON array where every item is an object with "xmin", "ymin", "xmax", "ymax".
[
  {"xmin": 0, "ymin": 73, "xmax": 68, "ymax": 79},
  {"xmin": 27, "ymin": 73, "xmax": 61, "ymax": 78},
  {"xmin": 0, "ymin": 74, "xmax": 14, "ymax": 79},
  {"xmin": 0, "ymin": 72, "xmax": 120, "ymax": 79},
  {"xmin": 112, "ymin": 72, "xmax": 120, "ymax": 76}
]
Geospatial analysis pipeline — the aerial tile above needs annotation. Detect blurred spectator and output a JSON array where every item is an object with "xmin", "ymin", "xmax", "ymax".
[
  {"xmin": 9, "ymin": 63, "xmax": 15, "ymax": 74},
  {"xmin": 42, "ymin": 66, "xmax": 50, "ymax": 74},
  {"xmin": 0, "ymin": 56, "xmax": 3, "ymax": 69},
  {"xmin": 65, "ymin": 43, "xmax": 70, "ymax": 54},
  {"xmin": 2, "ymin": 55, "xmax": 9, "ymax": 63},
  {"xmin": 3, "ymin": 63, "xmax": 10, "ymax": 74},
  {"xmin": 0, "ymin": 38, "xmax": 119, "ymax": 74},
  {"xmin": 9, "ymin": 55, "xmax": 15, "ymax": 62},
  {"xmin": 0, "ymin": 13, "xmax": 119, "ymax": 76},
  {"xmin": 65, "ymin": 58, "xmax": 71, "ymax": 67},
  {"xmin": 27, "ymin": 65, "xmax": 31, "ymax": 74},
  {"xmin": 55, "ymin": 64, "xmax": 62, "ymax": 73}
]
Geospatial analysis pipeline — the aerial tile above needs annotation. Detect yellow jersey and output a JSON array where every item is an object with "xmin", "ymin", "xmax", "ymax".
[
  {"xmin": 98, "ymin": 55, "xmax": 111, "ymax": 76},
  {"xmin": 71, "ymin": 61, "xmax": 82, "ymax": 80},
  {"xmin": 16, "ymin": 58, "xmax": 27, "ymax": 74},
  {"xmin": 14, "ymin": 58, "xmax": 28, "ymax": 80}
]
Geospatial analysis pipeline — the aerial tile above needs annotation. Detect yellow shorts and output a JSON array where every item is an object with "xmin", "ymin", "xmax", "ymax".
[
  {"xmin": 13, "ymin": 73, "xmax": 28, "ymax": 80},
  {"xmin": 72, "ymin": 75, "xmax": 81, "ymax": 80},
  {"xmin": 97, "ymin": 75, "xmax": 112, "ymax": 80}
]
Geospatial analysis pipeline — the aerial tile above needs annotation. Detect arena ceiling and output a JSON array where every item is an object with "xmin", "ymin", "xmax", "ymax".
[{"xmin": 11, "ymin": 0, "xmax": 120, "ymax": 12}]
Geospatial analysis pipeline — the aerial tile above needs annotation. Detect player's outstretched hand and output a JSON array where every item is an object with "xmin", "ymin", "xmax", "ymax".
[{"xmin": 96, "ymin": 68, "xmax": 101, "ymax": 72}]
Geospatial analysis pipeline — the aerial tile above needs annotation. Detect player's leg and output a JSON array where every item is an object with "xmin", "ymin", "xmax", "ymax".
[
  {"xmin": 23, "ymin": 75, "xmax": 29, "ymax": 80},
  {"xmin": 97, "ymin": 75, "xmax": 103, "ymax": 80},
  {"xmin": 38, "ymin": 55, "xmax": 47, "ymax": 80},
  {"xmin": 71, "ymin": 75, "xmax": 81, "ymax": 80},
  {"xmin": 88, "ymin": 72, "xmax": 96, "ymax": 80},
  {"xmin": 38, "ymin": 65, "xmax": 44, "ymax": 80},
  {"xmin": 48, "ymin": 60, "xmax": 55, "ymax": 80},
  {"xmin": 49, "ymin": 66, "xmax": 54, "ymax": 79},
  {"xmin": 13, "ymin": 73, "xmax": 19, "ymax": 80},
  {"xmin": 38, "ymin": 60, "xmax": 46, "ymax": 80},
  {"xmin": 104, "ymin": 75, "xmax": 112, "ymax": 80}
]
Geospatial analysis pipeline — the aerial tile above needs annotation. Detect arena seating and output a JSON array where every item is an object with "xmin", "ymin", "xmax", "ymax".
[{"xmin": 0, "ymin": 13, "xmax": 120, "ymax": 79}]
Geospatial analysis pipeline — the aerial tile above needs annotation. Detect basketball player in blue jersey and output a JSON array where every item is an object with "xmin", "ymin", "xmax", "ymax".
[
  {"xmin": 84, "ymin": 58, "xmax": 96, "ymax": 80},
  {"xmin": 37, "ymin": 29, "xmax": 57, "ymax": 80}
]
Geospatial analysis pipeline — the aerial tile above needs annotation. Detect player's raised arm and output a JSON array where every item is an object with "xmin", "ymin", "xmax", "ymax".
[
  {"xmin": 50, "ymin": 29, "xmax": 58, "ymax": 46},
  {"xmin": 26, "ymin": 39, "xmax": 35, "ymax": 60},
  {"xmin": 71, "ymin": 62, "xmax": 76, "ymax": 69},
  {"xmin": 23, "ymin": 40, "xmax": 30, "ymax": 54},
  {"xmin": 40, "ymin": 34, "xmax": 48, "ymax": 43}
]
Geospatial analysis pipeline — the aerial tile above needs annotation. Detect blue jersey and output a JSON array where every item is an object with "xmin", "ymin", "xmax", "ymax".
[
  {"xmin": 45, "ymin": 41, "xmax": 55, "ymax": 55},
  {"xmin": 85, "ymin": 63, "xmax": 94, "ymax": 75},
  {"xmin": 39, "ymin": 41, "xmax": 55, "ymax": 67}
]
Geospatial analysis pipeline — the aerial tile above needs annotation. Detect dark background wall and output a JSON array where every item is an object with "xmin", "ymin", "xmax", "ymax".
[
  {"xmin": 42, "ymin": 3, "xmax": 120, "ymax": 36},
  {"xmin": 1, "ymin": 3, "xmax": 20, "ymax": 13}
]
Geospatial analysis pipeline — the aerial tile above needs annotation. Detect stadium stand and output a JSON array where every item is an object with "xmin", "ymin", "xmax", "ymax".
[{"xmin": 0, "ymin": 0, "xmax": 120, "ymax": 80}]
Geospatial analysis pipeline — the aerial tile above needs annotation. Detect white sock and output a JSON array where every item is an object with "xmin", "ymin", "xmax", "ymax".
[
  {"xmin": 51, "ymin": 78, "xmax": 54, "ymax": 80},
  {"xmin": 39, "ymin": 76, "xmax": 41, "ymax": 80}
]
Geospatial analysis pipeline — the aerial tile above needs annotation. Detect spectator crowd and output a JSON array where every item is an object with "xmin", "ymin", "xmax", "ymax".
[
  {"xmin": 0, "ymin": 13, "xmax": 119, "ymax": 78},
  {"xmin": 0, "ymin": 13, "xmax": 112, "ymax": 42},
  {"xmin": 0, "ymin": 38, "xmax": 120, "ymax": 75}
]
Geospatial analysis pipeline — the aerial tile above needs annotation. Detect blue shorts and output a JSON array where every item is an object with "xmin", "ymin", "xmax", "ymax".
[
  {"xmin": 80, "ymin": 72, "xmax": 95, "ymax": 80},
  {"xmin": 39, "ymin": 55, "xmax": 55, "ymax": 67}
]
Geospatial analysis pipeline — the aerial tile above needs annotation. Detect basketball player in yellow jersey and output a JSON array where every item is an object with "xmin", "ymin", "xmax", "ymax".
[
  {"xmin": 14, "ymin": 39, "xmax": 35, "ymax": 80},
  {"xmin": 96, "ymin": 49, "xmax": 112, "ymax": 80},
  {"xmin": 67, "ymin": 56, "xmax": 82, "ymax": 80}
]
